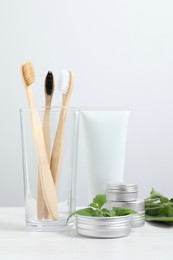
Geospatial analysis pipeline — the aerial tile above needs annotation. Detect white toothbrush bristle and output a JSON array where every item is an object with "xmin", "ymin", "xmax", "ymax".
[{"xmin": 58, "ymin": 69, "xmax": 70, "ymax": 94}]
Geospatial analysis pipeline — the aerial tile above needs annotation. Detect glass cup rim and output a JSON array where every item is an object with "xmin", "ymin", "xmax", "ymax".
[{"xmin": 19, "ymin": 106, "xmax": 79, "ymax": 112}]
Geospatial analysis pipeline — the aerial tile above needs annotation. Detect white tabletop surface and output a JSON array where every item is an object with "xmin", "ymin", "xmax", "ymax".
[{"xmin": 0, "ymin": 208, "xmax": 173, "ymax": 260}]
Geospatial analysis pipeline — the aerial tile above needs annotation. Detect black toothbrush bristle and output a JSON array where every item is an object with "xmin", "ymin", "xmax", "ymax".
[{"xmin": 45, "ymin": 71, "xmax": 54, "ymax": 95}]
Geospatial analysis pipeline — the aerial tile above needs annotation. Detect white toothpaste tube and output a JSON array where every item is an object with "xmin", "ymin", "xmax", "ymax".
[{"xmin": 79, "ymin": 106, "xmax": 130, "ymax": 201}]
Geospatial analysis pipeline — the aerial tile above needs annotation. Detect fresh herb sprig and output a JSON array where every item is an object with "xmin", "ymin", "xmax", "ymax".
[
  {"xmin": 67, "ymin": 194, "xmax": 136, "ymax": 222},
  {"xmin": 145, "ymin": 188, "xmax": 173, "ymax": 224}
]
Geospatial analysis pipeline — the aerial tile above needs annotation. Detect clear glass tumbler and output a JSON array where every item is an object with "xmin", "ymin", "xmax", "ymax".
[{"xmin": 20, "ymin": 106, "xmax": 79, "ymax": 231}]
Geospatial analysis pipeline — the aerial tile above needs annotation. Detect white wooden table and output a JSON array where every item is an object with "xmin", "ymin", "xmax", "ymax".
[{"xmin": 0, "ymin": 208, "xmax": 173, "ymax": 260}]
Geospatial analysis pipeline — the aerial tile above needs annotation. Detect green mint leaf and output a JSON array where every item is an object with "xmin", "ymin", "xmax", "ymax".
[
  {"xmin": 144, "ymin": 198, "xmax": 161, "ymax": 205},
  {"xmin": 150, "ymin": 188, "xmax": 169, "ymax": 202},
  {"xmin": 145, "ymin": 214, "xmax": 173, "ymax": 224},
  {"xmin": 93, "ymin": 194, "xmax": 107, "ymax": 209},
  {"xmin": 145, "ymin": 188, "xmax": 173, "ymax": 225},
  {"xmin": 109, "ymin": 210, "xmax": 117, "ymax": 217},
  {"xmin": 67, "ymin": 207, "xmax": 96, "ymax": 222},
  {"xmin": 159, "ymin": 205, "xmax": 173, "ymax": 217},
  {"xmin": 145, "ymin": 205, "xmax": 164, "ymax": 216},
  {"xmin": 145, "ymin": 200, "xmax": 162, "ymax": 207},
  {"xmin": 160, "ymin": 197, "xmax": 169, "ymax": 203},
  {"xmin": 88, "ymin": 203, "xmax": 99, "ymax": 209},
  {"xmin": 67, "ymin": 193, "xmax": 141, "ymax": 221},
  {"xmin": 150, "ymin": 188, "xmax": 162, "ymax": 198},
  {"xmin": 112, "ymin": 207, "xmax": 136, "ymax": 216},
  {"xmin": 101, "ymin": 208, "xmax": 111, "ymax": 217},
  {"xmin": 94, "ymin": 209, "xmax": 104, "ymax": 217}
]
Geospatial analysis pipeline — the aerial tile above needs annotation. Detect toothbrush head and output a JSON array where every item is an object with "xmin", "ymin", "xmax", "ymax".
[
  {"xmin": 45, "ymin": 71, "xmax": 54, "ymax": 95},
  {"xmin": 58, "ymin": 69, "xmax": 71, "ymax": 94},
  {"xmin": 21, "ymin": 61, "xmax": 35, "ymax": 87}
]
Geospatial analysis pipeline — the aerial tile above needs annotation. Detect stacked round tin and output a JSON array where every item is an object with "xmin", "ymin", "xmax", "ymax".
[
  {"xmin": 106, "ymin": 183, "xmax": 145, "ymax": 228},
  {"xmin": 76, "ymin": 214, "xmax": 131, "ymax": 238},
  {"xmin": 75, "ymin": 183, "xmax": 145, "ymax": 239}
]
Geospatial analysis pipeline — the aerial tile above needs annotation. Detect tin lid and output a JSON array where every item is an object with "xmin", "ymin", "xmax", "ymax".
[
  {"xmin": 109, "ymin": 199, "xmax": 145, "ymax": 212},
  {"xmin": 106, "ymin": 183, "xmax": 138, "ymax": 193}
]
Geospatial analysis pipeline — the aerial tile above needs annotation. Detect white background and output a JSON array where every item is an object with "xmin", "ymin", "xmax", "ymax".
[{"xmin": 0, "ymin": 0, "xmax": 173, "ymax": 206}]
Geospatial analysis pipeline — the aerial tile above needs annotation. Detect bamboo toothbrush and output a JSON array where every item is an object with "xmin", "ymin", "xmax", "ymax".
[
  {"xmin": 37, "ymin": 71, "xmax": 55, "ymax": 219},
  {"xmin": 43, "ymin": 71, "xmax": 54, "ymax": 158},
  {"xmin": 50, "ymin": 70, "xmax": 74, "ymax": 188},
  {"xmin": 21, "ymin": 61, "xmax": 58, "ymax": 220}
]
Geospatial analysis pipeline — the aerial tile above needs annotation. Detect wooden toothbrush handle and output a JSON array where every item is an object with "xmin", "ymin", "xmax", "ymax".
[
  {"xmin": 37, "ymin": 167, "xmax": 46, "ymax": 219},
  {"xmin": 27, "ymin": 87, "xmax": 58, "ymax": 220},
  {"xmin": 50, "ymin": 107, "xmax": 67, "ymax": 187},
  {"xmin": 50, "ymin": 71, "xmax": 74, "ymax": 186},
  {"xmin": 37, "ymin": 108, "xmax": 52, "ymax": 219},
  {"xmin": 42, "ymin": 109, "xmax": 51, "ymax": 158},
  {"xmin": 43, "ymin": 107, "xmax": 67, "ymax": 219},
  {"xmin": 44, "ymin": 72, "xmax": 74, "ymax": 219},
  {"xmin": 32, "ymin": 109, "xmax": 58, "ymax": 220}
]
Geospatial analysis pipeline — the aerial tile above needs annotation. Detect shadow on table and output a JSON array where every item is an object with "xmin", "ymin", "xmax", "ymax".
[
  {"xmin": 147, "ymin": 221, "xmax": 173, "ymax": 229},
  {"xmin": 58, "ymin": 228, "xmax": 122, "ymax": 240}
]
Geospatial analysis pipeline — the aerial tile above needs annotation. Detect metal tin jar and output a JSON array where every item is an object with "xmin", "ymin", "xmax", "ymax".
[
  {"xmin": 76, "ymin": 214, "xmax": 131, "ymax": 238},
  {"xmin": 106, "ymin": 184, "xmax": 138, "ymax": 202},
  {"xmin": 108, "ymin": 199, "xmax": 145, "ymax": 228}
]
